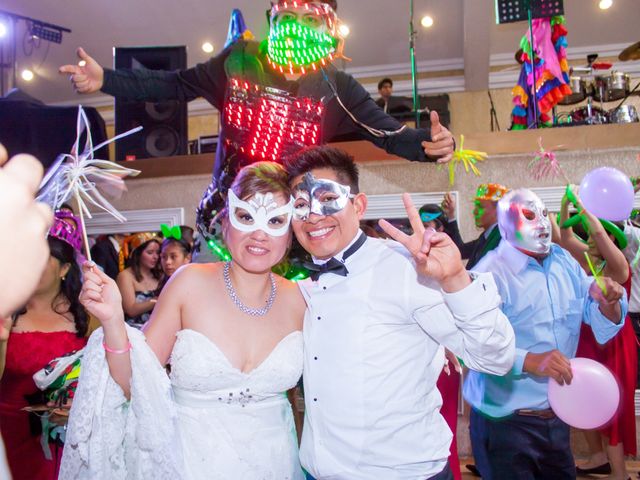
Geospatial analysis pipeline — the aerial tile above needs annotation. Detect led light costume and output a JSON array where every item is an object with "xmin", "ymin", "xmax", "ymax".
[{"xmin": 99, "ymin": 1, "xmax": 440, "ymax": 245}]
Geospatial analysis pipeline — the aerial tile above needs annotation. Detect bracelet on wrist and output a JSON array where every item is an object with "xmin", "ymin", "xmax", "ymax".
[{"xmin": 103, "ymin": 340, "xmax": 132, "ymax": 354}]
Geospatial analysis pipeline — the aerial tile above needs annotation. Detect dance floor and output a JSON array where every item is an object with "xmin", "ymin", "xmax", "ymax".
[{"xmin": 458, "ymin": 458, "xmax": 640, "ymax": 479}]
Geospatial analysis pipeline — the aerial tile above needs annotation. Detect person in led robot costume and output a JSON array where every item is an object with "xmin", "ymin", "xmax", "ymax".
[{"xmin": 59, "ymin": 0, "xmax": 455, "ymax": 252}]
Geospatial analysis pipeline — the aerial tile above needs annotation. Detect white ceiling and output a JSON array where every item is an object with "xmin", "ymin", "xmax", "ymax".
[{"xmin": 3, "ymin": 0, "xmax": 640, "ymax": 104}]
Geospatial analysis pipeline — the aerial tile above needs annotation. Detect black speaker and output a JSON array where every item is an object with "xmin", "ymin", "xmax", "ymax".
[{"xmin": 114, "ymin": 46, "xmax": 188, "ymax": 161}]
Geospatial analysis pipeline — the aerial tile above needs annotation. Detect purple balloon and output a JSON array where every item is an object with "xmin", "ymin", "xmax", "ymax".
[
  {"xmin": 548, "ymin": 357, "xmax": 619, "ymax": 429},
  {"xmin": 579, "ymin": 167, "xmax": 634, "ymax": 221}
]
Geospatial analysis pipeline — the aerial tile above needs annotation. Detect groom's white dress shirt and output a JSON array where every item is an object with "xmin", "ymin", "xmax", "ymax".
[{"xmin": 298, "ymin": 232, "xmax": 515, "ymax": 480}]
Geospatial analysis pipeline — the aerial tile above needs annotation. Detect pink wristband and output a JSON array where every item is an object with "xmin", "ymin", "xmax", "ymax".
[{"xmin": 103, "ymin": 341, "xmax": 132, "ymax": 354}]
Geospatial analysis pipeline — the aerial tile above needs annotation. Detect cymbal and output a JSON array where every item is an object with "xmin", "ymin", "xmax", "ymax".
[{"xmin": 619, "ymin": 41, "xmax": 640, "ymax": 61}]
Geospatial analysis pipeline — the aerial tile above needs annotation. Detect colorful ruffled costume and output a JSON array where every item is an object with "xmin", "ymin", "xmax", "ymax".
[{"xmin": 511, "ymin": 16, "xmax": 571, "ymax": 129}]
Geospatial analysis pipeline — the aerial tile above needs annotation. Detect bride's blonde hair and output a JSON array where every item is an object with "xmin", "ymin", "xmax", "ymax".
[
  {"xmin": 230, "ymin": 161, "xmax": 291, "ymax": 202},
  {"xmin": 216, "ymin": 161, "xmax": 292, "ymax": 225}
]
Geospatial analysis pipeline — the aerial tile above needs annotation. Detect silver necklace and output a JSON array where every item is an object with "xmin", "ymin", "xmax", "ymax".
[{"xmin": 223, "ymin": 262, "xmax": 276, "ymax": 317}]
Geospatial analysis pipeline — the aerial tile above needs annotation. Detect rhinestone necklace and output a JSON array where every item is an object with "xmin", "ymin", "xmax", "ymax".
[{"xmin": 223, "ymin": 262, "xmax": 277, "ymax": 317}]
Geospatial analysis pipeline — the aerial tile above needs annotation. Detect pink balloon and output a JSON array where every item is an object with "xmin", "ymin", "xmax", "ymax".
[
  {"xmin": 579, "ymin": 167, "xmax": 634, "ymax": 221},
  {"xmin": 548, "ymin": 357, "xmax": 619, "ymax": 429}
]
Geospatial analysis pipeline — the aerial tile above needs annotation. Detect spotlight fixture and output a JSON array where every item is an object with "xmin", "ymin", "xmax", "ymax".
[
  {"xmin": 599, "ymin": 0, "xmax": 613, "ymax": 9},
  {"xmin": 338, "ymin": 24, "xmax": 350, "ymax": 37},
  {"xmin": 29, "ymin": 21, "xmax": 64, "ymax": 44},
  {"xmin": 21, "ymin": 69, "xmax": 34, "ymax": 81},
  {"xmin": 31, "ymin": 22, "xmax": 62, "ymax": 43},
  {"xmin": 421, "ymin": 15, "xmax": 434, "ymax": 28},
  {"xmin": 202, "ymin": 42, "xmax": 214, "ymax": 53}
]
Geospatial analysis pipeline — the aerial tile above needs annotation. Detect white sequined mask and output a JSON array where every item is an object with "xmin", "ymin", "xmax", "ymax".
[{"xmin": 228, "ymin": 190, "xmax": 294, "ymax": 237}]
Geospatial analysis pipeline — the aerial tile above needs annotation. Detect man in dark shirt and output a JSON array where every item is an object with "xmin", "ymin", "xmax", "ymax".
[
  {"xmin": 59, "ymin": 0, "xmax": 454, "ymax": 236},
  {"xmin": 90, "ymin": 234, "xmax": 124, "ymax": 280},
  {"xmin": 441, "ymin": 183, "xmax": 509, "ymax": 270},
  {"xmin": 375, "ymin": 77, "xmax": 393, "ymax": 112}
]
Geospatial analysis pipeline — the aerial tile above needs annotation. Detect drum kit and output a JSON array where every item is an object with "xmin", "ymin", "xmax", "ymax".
[{"xmin": 555, "ymin": 41, "xmax": 640, "ymax": 126}]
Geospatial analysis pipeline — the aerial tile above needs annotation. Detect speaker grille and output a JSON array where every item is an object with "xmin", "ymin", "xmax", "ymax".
[
  {"xmin": 145, "ymin": 126, "xmax": 181, "ymax": 157},
  {"xmin": 114, "ymin": 46, "xmax": 188, "ymax": 160}
]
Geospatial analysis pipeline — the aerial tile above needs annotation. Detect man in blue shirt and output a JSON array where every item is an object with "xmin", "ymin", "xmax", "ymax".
[{"xmin": 463, "ymin": 188, "xmax": 626, "ymax": 480}]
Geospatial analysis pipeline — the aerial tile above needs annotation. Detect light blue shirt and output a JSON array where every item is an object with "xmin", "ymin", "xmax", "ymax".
[{"xmin": 463, "ymin": 241, "xmax": 627, "ymax": 418}]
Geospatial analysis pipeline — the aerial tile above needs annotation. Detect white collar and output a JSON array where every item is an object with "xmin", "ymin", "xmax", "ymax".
[
  {"xmin": 483, "ymin": 223, "xmax": 498, "ymax": 239},
  {"xmin": 108, "ymin": 236, "xmax": 120, "ymax": 253}
]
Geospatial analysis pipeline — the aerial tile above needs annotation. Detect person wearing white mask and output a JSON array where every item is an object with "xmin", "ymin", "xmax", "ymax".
[{"xmin": 463, "ymin": 189, "xmax": 627, "ymax": 480}]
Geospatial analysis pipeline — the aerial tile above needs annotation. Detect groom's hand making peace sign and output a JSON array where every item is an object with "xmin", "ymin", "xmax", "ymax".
[{"xmin": 378, "ymin": 193, "xmax": 471, "ymax": 293}]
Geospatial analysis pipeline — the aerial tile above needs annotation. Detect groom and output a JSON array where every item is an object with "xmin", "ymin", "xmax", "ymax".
[{"xmin": 284, "ymin": 145, "xmax": 516, "ymax": 480}]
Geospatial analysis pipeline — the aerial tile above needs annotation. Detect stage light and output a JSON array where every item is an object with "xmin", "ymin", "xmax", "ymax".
[
  {"xmin": 0, "ymin": 22, "xmax": 7, "ymax": 38},
  {"xmin": 21, "ymin": 69, "xmax": 34, "ymax": 81},
  {"xmin": 338, "ymin": 24, "xmax": 350, "ymax": 37},
  {"xmin": 421, "ymin": 15, "xmax": 434, "ymax": 28},
  {"xmin": 30, "ymin": 21, "xmax": 63, "ymax": 43},
  {"xmin": 78, "ymin": 60, "xmax": 86, "ymax": 67},
  {"xmin": 599, "ymin": 0, "xmax": 613, "ymax": 9},
  {"xmin": 202, "ymin": 42, "xmax": 214, "ymax": 53}
]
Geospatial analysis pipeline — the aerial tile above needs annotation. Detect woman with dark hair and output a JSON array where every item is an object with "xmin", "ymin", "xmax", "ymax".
[
  {"xmin": 0, "ymin": 211, "xmax": 88, "ymax": 480},
  {"xmin": 155, "ymin": 237, "xmax": 192, "ymax": 296},
  {"xmin": 116, "ymin": 234, "xmax": 161, "ymax": 328},
  {"xmin": 62, "ymin": 162, "xmax": 305, "ymax": 478}
]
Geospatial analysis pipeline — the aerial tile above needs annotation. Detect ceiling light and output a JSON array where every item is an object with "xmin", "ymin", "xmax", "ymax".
[
  {"xmin": 338, "ymin": 24, "xmax": 350, "ymax": 37},
  {"xmin": 202, "ymin": 42, "xmax": 214, "ymax": 53},
  {"xmin": 421, "ymin": 15, "xmax": 434, "ymax": 28},
  {"xmin": 599, "ymin": 0, "xmax": 613, "ymax": 9},
  {"xmin": 21, "ymin": 69, "xmax": 34, "ymax": 81}
]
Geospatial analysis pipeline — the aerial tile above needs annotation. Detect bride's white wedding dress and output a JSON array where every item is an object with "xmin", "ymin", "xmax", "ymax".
[{"xmin": 60, "ymin": 326, "xmax": 304, "ymax": 480}]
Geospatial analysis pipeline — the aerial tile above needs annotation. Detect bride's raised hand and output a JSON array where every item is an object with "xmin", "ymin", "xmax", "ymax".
[{"xmin": 79, "ymin": 262, "xmax": 124, "ymax": 327}]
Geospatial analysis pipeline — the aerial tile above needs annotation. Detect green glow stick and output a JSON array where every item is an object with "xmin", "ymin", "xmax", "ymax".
[{"xmin": 584, "ymin": 252, "xmax": 607, "ymax": 295}]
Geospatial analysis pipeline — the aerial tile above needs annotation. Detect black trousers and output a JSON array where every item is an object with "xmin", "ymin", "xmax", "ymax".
[{"xmin": 485, "ymin": 414, "xmax": 576, "ymax": 480}]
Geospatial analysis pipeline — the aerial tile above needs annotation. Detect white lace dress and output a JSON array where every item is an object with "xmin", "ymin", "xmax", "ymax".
[{"xmin": 59, "ymin": 326, "xmax": 304, "ymax": 480}]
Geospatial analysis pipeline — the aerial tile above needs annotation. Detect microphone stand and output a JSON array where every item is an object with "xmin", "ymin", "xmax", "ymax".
[
  {"xmin": 409, "ymin": 0, "xmax": 421, "ymax": 127},
  {"xmin": 526, "ymin": 0, "xmax": 539, "ymax": 129},
  {"xmin": 488, "ymin": 90, "xmax": 501, "ymax": 132}
]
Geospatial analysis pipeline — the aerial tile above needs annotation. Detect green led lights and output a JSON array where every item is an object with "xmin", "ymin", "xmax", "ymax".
[{"xmin": 267, "ymin": 20, "xmax": 337, "ymax": 74}]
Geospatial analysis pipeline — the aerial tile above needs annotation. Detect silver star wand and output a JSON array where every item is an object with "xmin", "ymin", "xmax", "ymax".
[{"xmin": 38, "ymin": 106, "xmax": 142, "ymax": 261}]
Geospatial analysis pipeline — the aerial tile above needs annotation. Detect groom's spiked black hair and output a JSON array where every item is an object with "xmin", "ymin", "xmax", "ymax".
[{"xmin": 283, "ymin": 145, "xmax": 360, "ymax": 194}]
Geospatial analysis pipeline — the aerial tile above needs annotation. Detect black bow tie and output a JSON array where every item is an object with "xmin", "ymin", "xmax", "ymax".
[{"xmin": 304, "ymin": 232, "xmax": 367, "ymax": 281}]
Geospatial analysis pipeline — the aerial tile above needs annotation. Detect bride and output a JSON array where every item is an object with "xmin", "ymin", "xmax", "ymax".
[{"xmin": 60, "ymin": 162, "xmax": 306, "ymax": 479}]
